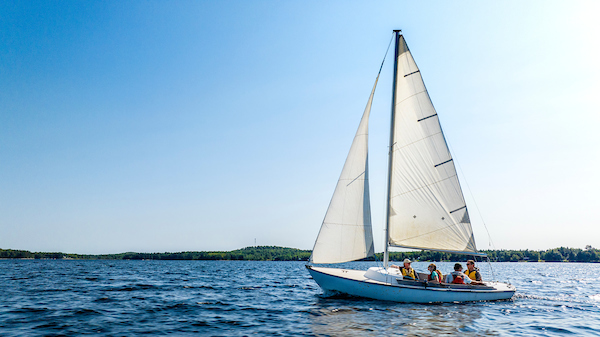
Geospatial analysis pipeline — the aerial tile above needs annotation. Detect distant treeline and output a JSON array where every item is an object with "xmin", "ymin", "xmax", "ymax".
[
  {"xmin": 0, "ymin": 246, "xmax": 311, "ymax": 261},
  {"xmin": 381, "ymin": 246, "xmax": 600, "ymax": 263},
  {"xmin": 1, "ymin": 246, "xmax": 599, "ymax": 262}
]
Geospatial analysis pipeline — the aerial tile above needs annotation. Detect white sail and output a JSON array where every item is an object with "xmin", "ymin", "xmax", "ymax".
[
  {"xmin": 387, "ymin": 35, "xmax": 480, "ymax": 255},
  {"xmin": 310, "ymin": 79, "xmax": 378, "ymax": 264},
  {"xmin": 306, "ymin": 32, "xmax": 515, "ymax": 304}
]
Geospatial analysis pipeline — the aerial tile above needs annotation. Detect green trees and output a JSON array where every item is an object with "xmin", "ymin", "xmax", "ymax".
[
  {"xmin": 543, "ymin": 249, "xmax": 564, "ymax": 262},
  {"xmin": 371, "ymin": 247, "xmax": 600, "ymax": 263},
  {"xmin": 1, "ymin": 246, "xmax": 598, "ymax": 262},
  {"xmin": 0, "ymin": 249, "xmax": 34, "ymax": 258}
]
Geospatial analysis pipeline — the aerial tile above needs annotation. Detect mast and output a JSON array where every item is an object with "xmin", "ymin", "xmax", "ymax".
[{"xmin": 383, "ymin": 30, "xmax": 401, "ymax": 269}]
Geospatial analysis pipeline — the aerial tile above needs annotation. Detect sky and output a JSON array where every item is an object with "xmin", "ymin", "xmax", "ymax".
[{"xmin": 1, "ymin": 1, "xmax": 599, "ymax": 254}]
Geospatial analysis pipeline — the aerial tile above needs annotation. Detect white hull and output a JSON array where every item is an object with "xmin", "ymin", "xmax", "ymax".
[{"xmin": 307, "ymin": 266, "xmax": 515, "ymax": 303}]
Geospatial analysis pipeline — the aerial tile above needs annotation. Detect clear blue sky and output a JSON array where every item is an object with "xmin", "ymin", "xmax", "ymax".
[{"xmin": 1, "ymin": 1, "xmax": 598, "ymax": 254}]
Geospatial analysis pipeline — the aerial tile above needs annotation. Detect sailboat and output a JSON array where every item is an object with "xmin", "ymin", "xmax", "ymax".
[{"xmin": 306, "ymin": 31, "xmax": 515, "ymax": 303}]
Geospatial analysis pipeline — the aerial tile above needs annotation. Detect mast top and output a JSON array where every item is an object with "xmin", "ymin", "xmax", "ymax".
[{"xmin": 393, "ymin": 29, "xmax": 402, "ymax": 33}]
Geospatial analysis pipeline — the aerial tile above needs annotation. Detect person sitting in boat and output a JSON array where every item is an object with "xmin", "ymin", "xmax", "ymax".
[
  {"xmin": 427, "ymin": 263, "xmax": 442, "ymax": 283},
  {"xmin": 465, "ymin": 260, "xmax": 484, "ymax": 285},
  {"xmin": 465, "ymin": 260, "xmax": 483, "ymax": 284},
  {"xmin": 391, "ymin": 258, "xmax": 416, "ymax": 280},
  {"xmin": 444, "ymin": 263, "xmax": 471, "ymax": 284}
]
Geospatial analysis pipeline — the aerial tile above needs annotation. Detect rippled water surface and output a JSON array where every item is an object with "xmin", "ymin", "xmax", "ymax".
[{"xmin": 1, "ymin": 260, "xmax": 599, "ymax": 336}]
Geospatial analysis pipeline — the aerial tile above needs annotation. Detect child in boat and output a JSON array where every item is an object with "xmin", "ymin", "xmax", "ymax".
[{"xmin": 444, "ymin": 263, "xmax": 471, "ymax": 284}]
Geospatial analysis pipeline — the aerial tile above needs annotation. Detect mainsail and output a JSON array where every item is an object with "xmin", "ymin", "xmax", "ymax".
[
  {"xmin": 310, "ymin": 79, "xmax": 378, "ymax": 264},
  {"xmin": 386, "ymin": 35, "xmax": 481, "ymax": 255}
]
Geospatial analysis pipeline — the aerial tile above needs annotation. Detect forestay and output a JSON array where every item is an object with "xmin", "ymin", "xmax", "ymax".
[
  {"xmin": 310, "ymin": 79, "xmax": 378, "ymax": 264},
  {"xmin": 387, "ymin": 35, "xmax": 480, "ymax": 255}
]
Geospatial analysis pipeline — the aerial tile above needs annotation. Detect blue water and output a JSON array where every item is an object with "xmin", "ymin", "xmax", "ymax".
[{"xmin": 1, "ymin": 260, "xmax": 599, "ymax": 336}]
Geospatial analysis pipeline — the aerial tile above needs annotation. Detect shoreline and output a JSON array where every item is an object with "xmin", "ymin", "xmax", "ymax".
[{"xmin": 1, "ymin": 246, "xmax": 598, "ymax": 262}]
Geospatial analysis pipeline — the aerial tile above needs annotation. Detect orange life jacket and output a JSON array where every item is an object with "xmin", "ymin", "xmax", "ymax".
[{"xmin": 451, "ymin": 272, "xmax": 465, "ymax": 284}]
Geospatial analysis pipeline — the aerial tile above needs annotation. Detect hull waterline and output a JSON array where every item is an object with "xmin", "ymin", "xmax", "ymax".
[{"xmin": 307, "ymin": 266, "xmax": 515, "ymax": 303}]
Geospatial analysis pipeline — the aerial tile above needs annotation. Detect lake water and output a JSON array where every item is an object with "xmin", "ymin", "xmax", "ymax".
[{"xmin": 1, "ymin": 260, "xmax": 599, "ymax": 336}]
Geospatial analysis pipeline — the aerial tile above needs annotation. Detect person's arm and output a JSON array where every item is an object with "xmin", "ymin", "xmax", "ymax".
[
  {"xmin": 470, "ymin": 272, "xmax": 484, "ymax": 285},
  {"xmin": 462, "ymin": 273, "xmax": 472, "ymax": 284}
]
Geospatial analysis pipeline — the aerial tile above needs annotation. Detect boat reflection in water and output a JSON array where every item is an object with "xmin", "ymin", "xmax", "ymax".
[{"xmin": 308, "ymin": 296, "xmax": 489, "ymax": 336}]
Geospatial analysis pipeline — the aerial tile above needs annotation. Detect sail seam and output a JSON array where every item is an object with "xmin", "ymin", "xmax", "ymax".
[
  {"xmin": 323, "ymin": 222, "xmax": 373, "ymax": 227},
  {"xmin": 394, "ymin": 89, "xmax": 427, "ymax": 106},
  {"xmin": 387, "ymin": 244, "xmax": 486, "ymax": 257},
  {"xmin": 346, "ymin": 171, "xmax": 365, "ymax": 186},
  {"xmin": 391, "ymin": 221, "xmax": 469, "ymax": 244},
  {"xmin": 390, "ymin": 175, "xmax": 457, "ymax": 199},
  {"xmin": 338, "ymin": 177, "xmax": 365, "ymax": 182},
  {"xmin": 392, "ymin": 132, "xmax": 442, "ymax": 152}
]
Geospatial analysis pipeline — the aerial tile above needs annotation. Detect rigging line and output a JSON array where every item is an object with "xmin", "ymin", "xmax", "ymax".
[
  {"xmin": 372, "ymin": 249, "xmax": 384, "ymax": 270},
  {"xmin": 380, "ymin": 32, "xmax": 396, "ymax": 260},
  {"xmin": 380, "ymin": 143, "xmax": 391, "ymax": 258},
  {"xmin": 486, "ymin": 256, "xmax": 497, "ymax": 281},
  {"xmin": 380, "ymin": 141, "xmax": 394, "ymax": 261},
  {"xmin": 365, "ymin": 34, "xmax": 394, "ymax": 259},
  {"xmin": 378, "ymin": 33, "xmax": 395, "ymax": 75},
  {"xmin": 448, "ymin": 142, "xmax": 496, "ymax": 250}
]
